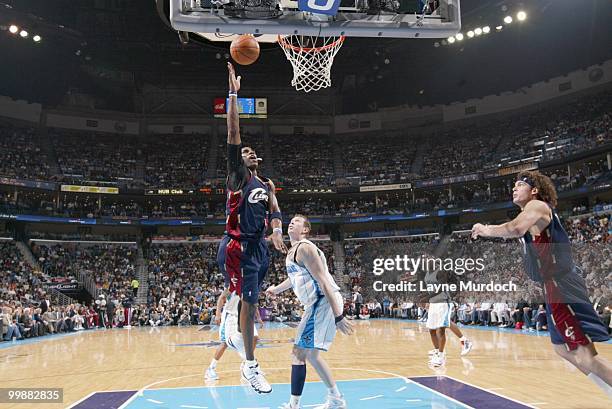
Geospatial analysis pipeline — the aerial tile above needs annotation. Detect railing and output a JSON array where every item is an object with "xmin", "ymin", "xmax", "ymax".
[
  {"xmin": 77, "ymin": 270, "xmax": 99, "ymax": 299},
  {"xmin": 49, "ymin": 288, "xmax": 76, "ymax": 306}
]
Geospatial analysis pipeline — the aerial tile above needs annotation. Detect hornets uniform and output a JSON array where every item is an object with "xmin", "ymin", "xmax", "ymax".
[
  {"xmin": 286, "ymin": 239, "xmax": 343, "ymax": 351},
  {"xmin": 219, "ymin": 291, "xmax": 258, "ymax": 359},
  {"xmin": 424, "ymin": 269, "xmax": 453, "ymax": 330}
]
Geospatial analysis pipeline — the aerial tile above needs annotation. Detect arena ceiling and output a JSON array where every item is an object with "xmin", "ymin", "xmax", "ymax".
[{"xmin": 0, "ymin": 0, "xmax": 611, "ymax": 112}]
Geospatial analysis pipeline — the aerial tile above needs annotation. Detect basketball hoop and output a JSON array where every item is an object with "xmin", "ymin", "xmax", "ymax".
[{"xmin": 278, "ymin": 35, "xmax": 345, "ymax": 93}]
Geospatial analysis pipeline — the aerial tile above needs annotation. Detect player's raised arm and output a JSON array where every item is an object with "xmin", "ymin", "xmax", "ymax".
[
  {"xmin": 226, "ymin": 63, "xmax": 248, "ymax": 192},
  {"xmin": 268, "ymin": 179, "xmax": 288, "ymax": 253},
  {"xmin": 298, "ymin": 244, "xmax": 353, "ymax": 335},
  {"xmin": 471, "ymin": 200, "xmax": 550, "ymax": 239},
  {"xmin": 227, "ymin": 62, "xmax": 241, "ymax": 146}
]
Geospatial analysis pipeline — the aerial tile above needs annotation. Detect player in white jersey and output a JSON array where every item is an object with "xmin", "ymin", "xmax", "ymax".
[
  {"xmin": 266, "ymin": 215, "xmax": 353, "ymax": 409},
  {"xmin": 424, "ymin": 269, "xmax": 472, "ymax": 367},
  {"xmin": 205, "ymin": 288, "xmax": 262, "ymax": 380}
]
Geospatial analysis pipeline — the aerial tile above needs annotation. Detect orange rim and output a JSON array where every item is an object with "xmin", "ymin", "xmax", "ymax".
[{"xmin": 277, "ymin": 35, "xmax": 345, "ymax": 52}]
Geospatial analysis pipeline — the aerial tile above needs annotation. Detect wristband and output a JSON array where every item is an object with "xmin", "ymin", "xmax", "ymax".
[
  {"xmin": 335, "ymin": 313, "xmax": 345, "ymax": 324},
  {"xmin": 228, "ymin": 92, "xmax": 238, "ymax": 97},
  {"xmin": 270, "ymin": 211, "xmax": 282, "ymax": 221},
  {"xmin": 273, "ymin": 227, "xmax": 283, "ymax": 235}
]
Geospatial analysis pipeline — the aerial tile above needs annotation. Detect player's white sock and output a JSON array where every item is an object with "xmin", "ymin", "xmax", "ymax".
[
  {"xmin": 328, "ymin": 384, "xmax": 341, "ymax": 397},
  {"xmin": 290, "ymin": 395, "xmax": 301, "ymax": 407},
  {"xmin": 245, "ymin": 359, "xmax": 257, "ymax": 368},
  {"xmin": 587, "ymin": 373, "xmax": 612, "ymax": 398},
  {"xmin": 460, "ymin": 336, "xmax": 467, "ymax": 342},
  {"xmin": 210, "ymin": 358, "xmax": 218, "ymax": 369}
]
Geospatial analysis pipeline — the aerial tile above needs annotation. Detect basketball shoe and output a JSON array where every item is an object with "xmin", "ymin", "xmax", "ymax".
[
  {"xmin": 241, "ymin": 360, "xmax": 272, "ymax": 394},
  {"xmin": 279, "ymin": 403, "xmax": 300, "ymax": 409},
  {"xmin": 460, "ymin": 338, "xmax": 473, "ymax": 356},
  {"xmin": 429, "ymin": 351, "xmax": 446, "ymax": 367},
  {"xmin": 319, "ymin": 394, "xmax": 347, "ymax": 409},
  {"xmin": 204, "ymin": 366, "xmax": 219, "ymax": 380}
]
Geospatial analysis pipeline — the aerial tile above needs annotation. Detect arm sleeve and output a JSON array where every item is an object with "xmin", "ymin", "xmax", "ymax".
[{"xmin": 227, "ymin": 144, "xmax": 248, "ymax": 191}]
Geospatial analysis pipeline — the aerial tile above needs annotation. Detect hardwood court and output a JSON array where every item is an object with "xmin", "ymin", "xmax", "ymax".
[{"xmin": 0, "ymin": 319, "xmax": 610, "ymax": 408}]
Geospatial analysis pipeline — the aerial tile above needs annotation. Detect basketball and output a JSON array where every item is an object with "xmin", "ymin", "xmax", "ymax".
[{"xmin": 230, "ymin": 35, "xmax": 260, "ymax": 65}]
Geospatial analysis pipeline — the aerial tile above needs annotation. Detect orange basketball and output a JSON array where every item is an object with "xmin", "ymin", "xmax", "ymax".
[{"xmin": 230, "ymin": 34, "xmax": 260, "ymax": 66}]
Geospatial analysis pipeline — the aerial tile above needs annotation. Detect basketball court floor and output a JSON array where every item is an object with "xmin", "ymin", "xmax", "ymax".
[{"xmin": 1, "ymin": 319, "xmax": 610, "ymax": 409}]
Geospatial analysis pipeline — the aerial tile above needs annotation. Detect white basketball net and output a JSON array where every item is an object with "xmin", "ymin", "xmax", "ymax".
[{"xmin": 278, "ymin": 35, "xmax": 345, "ymax": 93}]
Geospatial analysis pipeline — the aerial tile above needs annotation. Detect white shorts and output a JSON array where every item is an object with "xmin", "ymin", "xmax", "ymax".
[
  {"xmin": 295, "ymin": 292, "xmax": 342, "ymax": 351},
  {"xmin": 426, "ymin": 302, "xmax": 453, "ymax": 330},
  {"xmin": 219, "ymin": 313, "xmax": 258, "ymax": 342}
]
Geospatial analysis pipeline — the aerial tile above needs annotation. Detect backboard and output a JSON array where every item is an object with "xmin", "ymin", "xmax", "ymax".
[{"xmin": 168, "ymin": 0, "xmax": 461, "ymax": 41}]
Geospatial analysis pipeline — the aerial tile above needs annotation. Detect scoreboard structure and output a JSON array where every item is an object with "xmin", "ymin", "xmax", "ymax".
[{"xmin": 213, "ymin": 97, "xmax": 268, "ymax": 118}]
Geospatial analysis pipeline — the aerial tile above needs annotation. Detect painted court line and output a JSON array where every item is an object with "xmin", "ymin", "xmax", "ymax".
[
  {"xmin": 406, "ymin": 379, "xmax": 474, "ymax": 409},
  {"xmin": 443, "ymin": 375, "xmax": 537, "ymax": 409},
  {"xmin": 359, "ymin": 394, "xmax": 383, "ymax": 401},
  {"xmin": 147, "ymin": 399, "xmax": 163, "ymax": 404},
  {"xmin": 76, "ymin": 367, "xmax": 533, "ymax": 409},
  {"xmin": 412, "ymin": 376, "xmax": 533, "ymax": 409}
]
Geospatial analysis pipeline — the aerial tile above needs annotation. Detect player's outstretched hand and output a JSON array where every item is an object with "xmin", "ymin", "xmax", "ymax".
[
  {"xmin": 336, "ymin": 317, "xmax": 354, "ymax": 336},
  {"xmin": 471, "ymin": 223, "xmax": 487, "ymax": 239},
  {"xmin": 228, "ymin": 62, "xmax": 241, "ymax": 93},
  {"xmin": 271, "ymin": 232, "xmax": 288, "ymax": 254},
  {"xmin": 265, "ymin": 286, "xmax": 276, "ymax": 298}
]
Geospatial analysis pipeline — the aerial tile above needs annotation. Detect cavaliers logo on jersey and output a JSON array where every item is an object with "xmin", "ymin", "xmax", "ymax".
[
  {"xmin": 565, "ymin": 325, "xmax": 576, "ymax": 340},
  {"xmin": 248, "ymin": 187, "xmax": 269, "ymax": 204}
]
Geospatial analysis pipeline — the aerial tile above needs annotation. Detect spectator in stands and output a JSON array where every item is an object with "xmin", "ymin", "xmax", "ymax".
[
  {"xmin": 1, "ymin": 306, "xmax": 23, "ymax": 341},
  {"xmin": 131, "ymin": 279, "xmax": 139, "ymax": 298}
]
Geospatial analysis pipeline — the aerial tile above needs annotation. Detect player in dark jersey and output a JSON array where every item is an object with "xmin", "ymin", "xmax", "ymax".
[
  {"xmin": 216, "ymin": 62, "xmax": 288, "ymax": 394},
  {"xmin": 471, "ymin": 170, "xmax": 611, "ymax": 398}
]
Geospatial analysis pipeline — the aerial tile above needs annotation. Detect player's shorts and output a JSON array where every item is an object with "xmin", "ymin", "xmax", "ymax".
[
  {"xmin": 546, "ymin": 303, "xmax": 610, "ymax": 348},
  {"xmin": 222, "ymin": 313, "xmax": 259, "ymax": 360},
  {"xmin": 426, "ymin": 302, "xmax": 453, "ymax": 330},
  {"xmin": 218, "ymin": 235, "xmax": 269, "ymax": 304},
  {"xmin": 221, "ymin": 313, "xmax": 259, "ymax": 340},
  {"xmin": 219, "ymin": 310, "xmax": 229, "ymax": 343},
  {"xmin": 295, "ymin": 292, "xmax": 342, "ymax": 352},
  {"xmin": 543, "ymin": 274, "xmax": 610, "ymax": 349}
]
